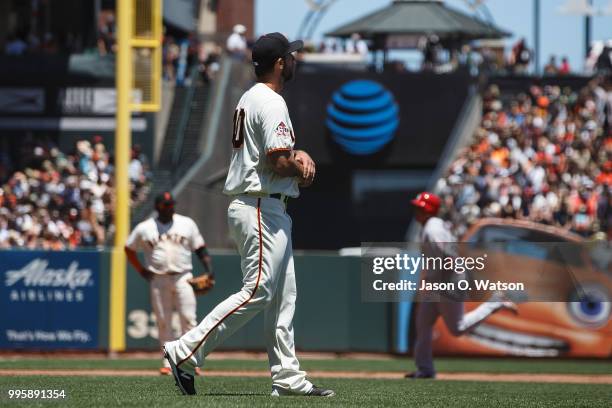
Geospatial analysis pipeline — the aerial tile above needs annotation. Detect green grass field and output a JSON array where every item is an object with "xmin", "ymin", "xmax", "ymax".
[{"xmin": 0, "ymin": 357, "xmax": 610, "ymax": 407}]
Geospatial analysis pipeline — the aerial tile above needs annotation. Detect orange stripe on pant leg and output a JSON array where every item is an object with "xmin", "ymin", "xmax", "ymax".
[{"xmin": 177, "ymin": 198, "xmax": 263, "ymax": 367}]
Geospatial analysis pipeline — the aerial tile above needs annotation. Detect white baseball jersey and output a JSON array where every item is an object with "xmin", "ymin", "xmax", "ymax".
[
  {"xmin": 223, "ymin": 82, "xmax": 299, "ymax": 198},
  {"xmin": 421, "ymin": 217, "xmax": 455, "ymax": 244},
  {"xmin": 420, "ymin": 216, "xmax": 457, "ymax": 277},
  {"xmin": 126, "ymin": 214, "xmax": 205, "ymax": 275},
  {"xmin": 226, "ymin": 33, "xmax": 247, "ymax": 53}
]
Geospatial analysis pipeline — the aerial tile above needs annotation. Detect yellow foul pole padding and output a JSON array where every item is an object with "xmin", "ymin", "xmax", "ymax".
[{"xmin": 109, "ymin": 0, "xmax": 133, "ymax": 352}]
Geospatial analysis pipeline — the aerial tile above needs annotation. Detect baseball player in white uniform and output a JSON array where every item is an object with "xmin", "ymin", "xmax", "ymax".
[
  {"xmin": 163, "ymin": 33, "xmax": 334, "ymax": 397},
  {"xmin": 406, "ymin": 192, "xmax": 517, "ymax": 379},
  {"xmin": 125, "ymin": 192, "xmax": 213, "ymax": 375}
]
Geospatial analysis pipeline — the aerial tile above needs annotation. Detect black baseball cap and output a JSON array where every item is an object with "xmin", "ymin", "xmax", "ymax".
[
  {"xmin": 154, "ymin": 191, "xmax": 175, "ymax": 207},
  {"xmin": 252, "ymin": 32, "xmax": 303, "ymax": 69}
]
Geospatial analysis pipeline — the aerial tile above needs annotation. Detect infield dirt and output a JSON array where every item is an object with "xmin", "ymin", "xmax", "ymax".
[{"xmin": 0, "ymin": 369, "xmax": 610, "ymax": 384}]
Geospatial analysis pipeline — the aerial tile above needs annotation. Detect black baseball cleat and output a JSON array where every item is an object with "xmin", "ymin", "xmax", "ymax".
[
  {"xmin": 307, "ymin": 385, "xmax": 336, "ymax": 397},
  {"xmin": 163, "ymin": 346, "xmax": 196, "ymax": 395},
  {"xmin": 405, "ymin": 371, "xmax": 436, "ymax": 379}
]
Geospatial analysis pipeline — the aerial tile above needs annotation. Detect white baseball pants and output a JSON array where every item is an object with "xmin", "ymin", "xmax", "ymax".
[
  {"xmin": 414, "ymin": 301, "xmax": 505, "ymax": 376},
  {"xmin": 164, "ymin": 195, "xmax": 313, "ymax": 395},
  {"xmin": 150, "ymin": 272, "xmax": 197, "ymax": 368}
]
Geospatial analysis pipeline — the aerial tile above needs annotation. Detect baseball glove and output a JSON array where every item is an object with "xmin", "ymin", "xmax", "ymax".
[{"xmin": 188, "ymin": 274, "xmax": 215, "ymax": 295}]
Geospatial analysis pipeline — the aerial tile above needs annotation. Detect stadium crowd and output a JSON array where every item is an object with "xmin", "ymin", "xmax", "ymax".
[
  {"xmin": 436, "ymin": 76, "xmax": 612, "ymax": 240},
  {"xmin": 0, "ymin": 139, "xmax": 150, "ymax": 249}
]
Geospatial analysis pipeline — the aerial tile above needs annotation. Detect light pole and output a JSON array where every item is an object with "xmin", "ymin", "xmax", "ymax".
[
  {"xmin": 111, "ymin": 0, "xmax": 162, "ymax": 353},
  {"xmin": 585, "ymin": 0, "xmax": 593, "ymax": 59},
  {"xmin": 534, "ymin": 0, "xmax": 541, "ymax": 74}
]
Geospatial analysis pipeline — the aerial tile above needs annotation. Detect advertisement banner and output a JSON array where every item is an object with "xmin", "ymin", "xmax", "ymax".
[
  {"xmin": 283, "ymin": 70, "xmax": 471, "ymax": 168},
  {"xmin": 0, "ymin": 251, "xmax": 100, "ymax": 349},
  {"xmin": 431, "ymin": 301, "xmax": 612, "ymax": 358}
]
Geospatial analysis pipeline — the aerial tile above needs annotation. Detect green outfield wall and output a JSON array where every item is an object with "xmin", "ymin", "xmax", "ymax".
[{"xmin": 122, "ymin": 252, "xmax": 390, "ymax": 352}]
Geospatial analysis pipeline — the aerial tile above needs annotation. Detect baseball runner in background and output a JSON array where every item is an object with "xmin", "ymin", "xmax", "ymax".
[
  {"xmin": 163, "ymin": 32, "xmax": 334, "ymax": 397},
  {"xmin": 125, "ymin": 192, "xmax": 214, "ymax": 375},
  {"xmin": 406, "ymin": 192, "xmax": 517, "ymax": 379}
]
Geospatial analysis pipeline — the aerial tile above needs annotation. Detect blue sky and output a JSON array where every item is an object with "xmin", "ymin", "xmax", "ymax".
[{"xmin": 255, "ymin": 0, "xmax": 612, "ymax": 71}]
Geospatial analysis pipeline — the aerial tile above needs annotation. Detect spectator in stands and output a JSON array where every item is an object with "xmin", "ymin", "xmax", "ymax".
[
  {"xmin": 509, "ymin": 38, "xmax": 531, "ymax": 74},
  {"xmin": 436, "ymin": 77, "xmax": 612, "ymax": 240},
  {"xmin": 559, "ymin": 56, "xmax": 571, "ymax": 75},
  {"xmin": 163, "ymin": 36, "xmax": 180, "ymax": 82},
  {"xmin": 186, "ymin": 33, "xmax": 200, "ymax": 72},
  {"xmin": 595, "ymin": 43, "xmax": 612, "ymax": 74},
  {"xmin": 457, "ymin": 44, "xmax": 483, "ymax": 76},
  {"xmin": 544, "ymin": 56, "xmax": 558, "ymax": 75},
  {"xmin": 199, "ymin": 44, "xmax": 222, "ymax": 83},
  {"xmin": 420, "ymin": 35, "xmax": 441, "ymax": 72},
  {"xmin": 320, "ymin": 37, "xmax": 342, "ymax": 54},
  {"xmin": 345, "ymin": 33, "xmax": 369, "ymax": 56},
  {"xmin": 129, "ymin": 146, "xmax": 148, "ymax": 202},
  {"xmin": 0, "ymin": 139, "xmax": 150, "ymax": 249},
  {"xmin": 598, "ymin": 186, "xmax": 611, "ymax": 238},
  {"xmin": 4, "ymin": 29, "xmax": 82, "ymax": 56},
  {"xmin": 97, "ymin": 10, "xmax": 116, "ymax": 56},
  {"xmin": 226, "ymin": 24, "xmax": 247, "ymax": 59}
]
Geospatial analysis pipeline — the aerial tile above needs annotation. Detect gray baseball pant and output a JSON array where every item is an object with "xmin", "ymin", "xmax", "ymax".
[{"xmin": 414, "ymin": 301, "xmax": 502, "ymax": 375}]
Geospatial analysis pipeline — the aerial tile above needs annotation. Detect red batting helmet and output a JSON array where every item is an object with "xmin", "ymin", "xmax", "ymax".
[{"xmin": 411, "ymin": 192, "xmax": 441, "ymax": 215}]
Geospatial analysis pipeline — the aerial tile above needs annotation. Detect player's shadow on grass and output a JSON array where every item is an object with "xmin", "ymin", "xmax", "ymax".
[{"xmin": 205, "ymin": 392, "xmax": 269, "ymax": 396}]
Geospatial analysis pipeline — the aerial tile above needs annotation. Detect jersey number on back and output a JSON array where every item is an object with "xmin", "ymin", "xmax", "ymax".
[{"xmin": 232, "ymin": 108, "xmax": 246, "ymax": 148}]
